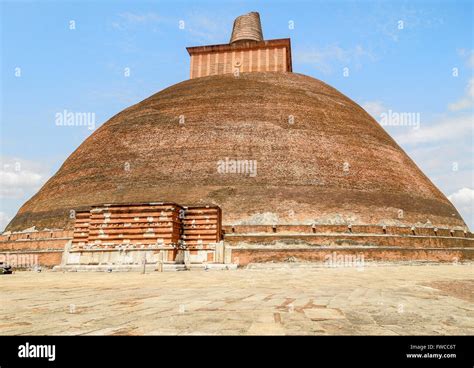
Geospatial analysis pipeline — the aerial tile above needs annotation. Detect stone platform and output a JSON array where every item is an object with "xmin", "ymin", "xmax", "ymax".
[
  {"xmin": 53, "ymin": 263, "xmax": 237, "ymax": 272},
  {"xmin": 1, "ymin": 224, "xmax": 473, "ymax": 270}
]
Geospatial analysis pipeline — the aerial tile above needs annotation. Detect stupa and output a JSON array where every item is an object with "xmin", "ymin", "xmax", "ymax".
[{"xmin": 1, "ymin": 12, "xmax": 472, "ymax": 269}]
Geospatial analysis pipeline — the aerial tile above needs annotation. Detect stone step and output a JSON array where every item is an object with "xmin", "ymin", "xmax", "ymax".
[{"xmin": 52, "ymin": 263, "xmax": 236, "ymax": 272}]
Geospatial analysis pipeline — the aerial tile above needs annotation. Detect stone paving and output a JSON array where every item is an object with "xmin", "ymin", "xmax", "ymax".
[{"xmin": 1, "ymin": 263, "xmax": 473, "ymax": 335}]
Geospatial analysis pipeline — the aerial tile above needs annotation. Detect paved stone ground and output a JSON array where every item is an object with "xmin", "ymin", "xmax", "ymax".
[{"xmin": 1, "ymin": 263, "xmax": 473, "ymax": 335}]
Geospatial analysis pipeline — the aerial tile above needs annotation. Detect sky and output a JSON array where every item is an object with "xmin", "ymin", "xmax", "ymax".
[{"xmin": 1, "ymin": 0, "xmax": 473, "ymax": 230}]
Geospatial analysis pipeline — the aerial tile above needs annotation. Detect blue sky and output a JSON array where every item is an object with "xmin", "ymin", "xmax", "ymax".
[{"xmin": 1, "ymin": 0, "xmax": 473, "ymax": 230}]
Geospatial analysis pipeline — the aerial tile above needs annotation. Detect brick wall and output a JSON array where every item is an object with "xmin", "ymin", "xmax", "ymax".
[
  {"xmin": 231, "ymin": 248, "xmax": 474, "ymax": 265},
  {"xmin": 0, "ymin": 229, "xmax": 71, "ymax": 268},
  {"xmin": 70, "ymin": 202, "xmax": 223, "ymax": 264},
  {"xmin": 190, "ymin": 46, "xmax": 289, "ymax": 78},
  {"xmin": 222, "ymin": 224, "xmax": 472, "ymax": 238},
  {"xmin": 187, "ymin": 39, "xmax": 292, "ymax": 79}
]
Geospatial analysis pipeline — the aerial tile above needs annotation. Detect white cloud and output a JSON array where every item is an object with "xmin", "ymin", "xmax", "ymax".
[
  {"xmin": 119, "ymin": 12, "xmax": 163, "ymax": 24},
  {"xmin": 295, "ymin": 44, "xmax": 376, "ymax": 74},
  {"xmin": 448, "ymin": 187, "xmax": 474, "ymax": 204},
  {"xmin": 362, "ymin": 101, "xmax": 387, "ymax": 119},
  {"xmin": 448, "ymin": 187, "xmax": 474, "ymax": 230},
  {"xmin": 0, "ymin": 158, "xmax": 50, "ymax": 199},
  {"xmin": 0, "ymin": 212, "xmax": 12, "ymax": 231},
  {"xmin": 457, "ymin": 48, "xmax": 474, "ymax": 68},
  {"xmin": 448, "ymin": 77, "xmax": 474, "ymax": 111},
  {"xmin": 449, "ymin": 50, "xmax": 474, "ymax": 111},
  {"xmin": 110, "ymin": 12, "xmax": 165, "ymax": 31},
  {"xmin": 183, "ymin": 12, "xmax": 230, "ymax": 44},
  {"xmin": 109, "ymin": 11, "xmax": 230, "ymax": 45},
  {"xmin": 394, "ymin": 114, "xmax": 473, "ymax": 145},
  {"xmin": 367, "ymin": 6, "xmax": 444, "ymax": 45}
]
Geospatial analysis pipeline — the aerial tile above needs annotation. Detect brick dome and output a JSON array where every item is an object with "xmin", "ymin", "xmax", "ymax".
[{"xmin": 6, "ymin": 72, "xmax": 467, "ymax": 231}]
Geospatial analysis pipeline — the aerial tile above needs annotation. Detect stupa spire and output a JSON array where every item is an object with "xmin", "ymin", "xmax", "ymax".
[
  {"xmin": 186, "ymin": 11, "xmax": 292, "ymax": 78},
  {"xmin": 229, "ymin": 12, "xmax": 264, "ymax": 43}
]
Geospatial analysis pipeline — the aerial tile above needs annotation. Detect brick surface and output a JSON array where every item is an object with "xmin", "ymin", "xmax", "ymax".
[{"xmin": 6, "ymin": 73, "xmax": 468, "ymax": 233}]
